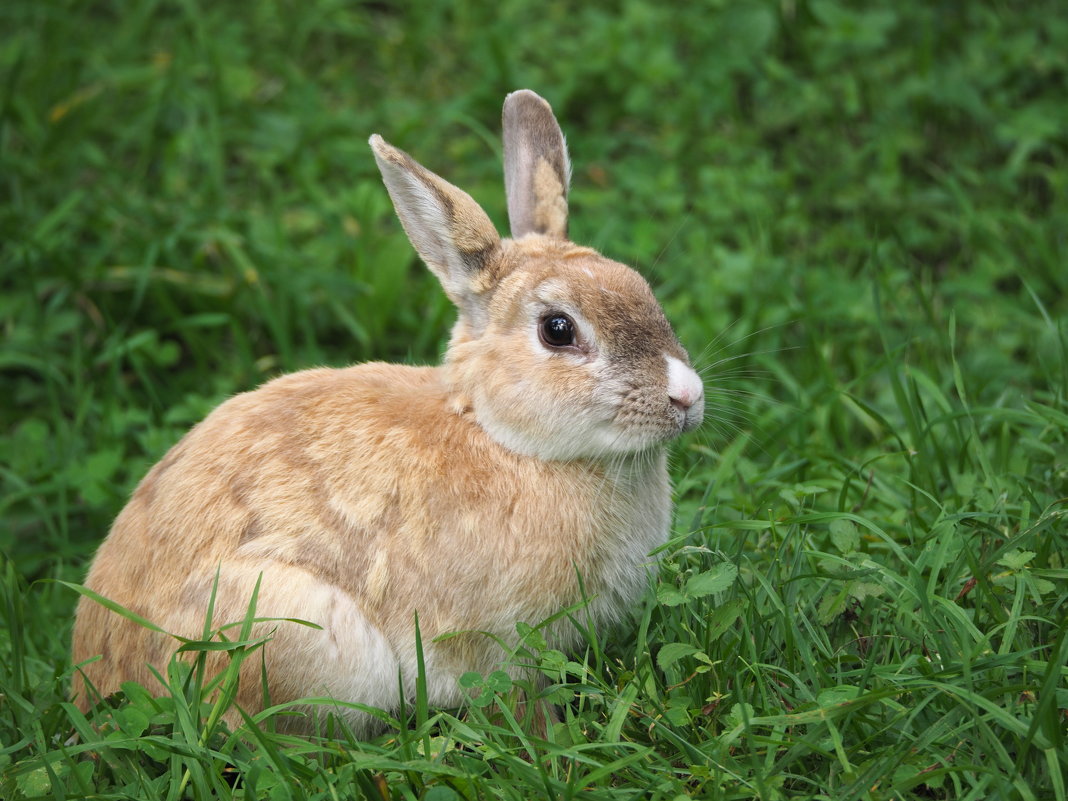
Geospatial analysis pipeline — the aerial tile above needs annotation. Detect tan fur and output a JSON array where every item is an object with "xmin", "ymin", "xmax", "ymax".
[
  {"xmin": 71, "ymin": 91, "xmax": 704, "ymax": 734},
  {"xmin": 532, "ymin": 159, "xmax": 568, "ymax": 238}
]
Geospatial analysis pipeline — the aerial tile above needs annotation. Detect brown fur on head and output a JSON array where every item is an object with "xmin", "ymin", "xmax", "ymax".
[{"xmin": 71, "ymin": 91, "xmax": 704, "ymax": 736}]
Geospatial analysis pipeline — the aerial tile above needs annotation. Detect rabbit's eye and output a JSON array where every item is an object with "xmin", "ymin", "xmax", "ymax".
[{"xmin": 540, "ymin": 314, "xmax": 576, "ymax": 348}]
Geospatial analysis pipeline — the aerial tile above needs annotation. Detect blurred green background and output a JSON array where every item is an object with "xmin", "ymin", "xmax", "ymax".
[
  {"xmin": 1, "ymin": 1, "xmax": 1066, "ymax": 797},
  {"xmin": 4, "ymin": 1, "xmax": 1063, "ymax": 571}
]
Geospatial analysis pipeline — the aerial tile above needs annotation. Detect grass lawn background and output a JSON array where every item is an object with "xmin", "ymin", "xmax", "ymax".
[{"xmin": 1, "ymin": 1, "xmax": 1066, "ymax": 798}]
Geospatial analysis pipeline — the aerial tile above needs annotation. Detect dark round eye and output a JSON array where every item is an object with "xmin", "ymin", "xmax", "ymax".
[{"xmin": 540, "ymin": 314, "xmax": 576, "ymax": 348}]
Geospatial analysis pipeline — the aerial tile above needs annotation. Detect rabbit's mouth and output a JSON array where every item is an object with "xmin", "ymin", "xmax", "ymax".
[
  {"xmin": 610, "ymin": 355, "xmax": 704, "ymax": 442},
  {"xmin": 674, "ymin": 401, "xmax": 705, "ymax": 435}
]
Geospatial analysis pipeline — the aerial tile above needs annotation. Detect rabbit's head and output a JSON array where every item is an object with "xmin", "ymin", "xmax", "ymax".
[{"xmin": 371, "ymin": 90, "xmax": 703, "ymax": 461}]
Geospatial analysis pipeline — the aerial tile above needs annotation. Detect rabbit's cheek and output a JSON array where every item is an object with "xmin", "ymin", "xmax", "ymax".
[{"xmin": 458, "ymin": 345, "xmax": 612, "ymax": 460}]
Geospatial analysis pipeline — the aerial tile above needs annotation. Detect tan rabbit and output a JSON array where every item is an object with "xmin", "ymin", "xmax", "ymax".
[{"xmin": 70, "ymin": 90, "xmax": 704, "ymax": 735}]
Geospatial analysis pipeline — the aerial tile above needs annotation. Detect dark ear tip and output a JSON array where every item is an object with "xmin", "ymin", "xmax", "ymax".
[
  {"xmin": 370, "ymin": 136, "xmax": 418, "ymax": 175},
  {"xmin": 505, "ymin": 89, "xmax": 544, "ymax": 102},
  {"xmin": 504, "ymin": 89, "xmax": 553, "ymax": 118},
  {"xmin": 369, "ymin": 134, "xmax": 396, "ymax": 160}
]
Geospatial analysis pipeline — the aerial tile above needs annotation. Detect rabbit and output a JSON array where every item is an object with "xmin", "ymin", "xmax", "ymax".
[{"xmin": 70, "ymin": 89, "xmax": 705, "ymax": 735}]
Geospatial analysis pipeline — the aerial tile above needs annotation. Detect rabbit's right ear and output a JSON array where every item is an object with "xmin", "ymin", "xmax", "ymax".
[
  {"xmin": 370, "ymin": 135, "xmax": 501, "ymax": 308},
  {"xmin": 503, "ymin": 90, "xmax": 571, "ymax": 240}
]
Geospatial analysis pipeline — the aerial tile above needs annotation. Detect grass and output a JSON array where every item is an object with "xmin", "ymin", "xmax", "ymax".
[{"xmin": 2, "ymin": 0, "xmax": 1067, "ymax": 798}]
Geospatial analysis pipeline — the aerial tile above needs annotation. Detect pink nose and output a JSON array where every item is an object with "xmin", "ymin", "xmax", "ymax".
[{"xmin": 669, "ymin": 386, "xmax": 698, "ymax": 412}]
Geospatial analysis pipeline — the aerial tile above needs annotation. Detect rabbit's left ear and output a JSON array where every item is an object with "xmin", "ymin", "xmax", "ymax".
[
  {"xmin": 370, "ymin": 134, "xmax": 501, "ymax": 307},
  {"xmin": 503, "ymin": 90, "xmax": 571, "ymax": 240}
]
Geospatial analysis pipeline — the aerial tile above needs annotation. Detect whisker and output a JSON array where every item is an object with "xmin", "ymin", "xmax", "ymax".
[
  {"xmin": 698, "ymin": 345, "xmax": 800, "ymax": 373},
  {"xmin": 705, "ymin": 387, "xmax": 785, "ymax": 404},
  {"xmin": 699, "ymin": 368, "xmax": 775, "ymax": 382},
  {"xmin": 692, "ymin": 319, "xmax": 797, "ymax": 367}
]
